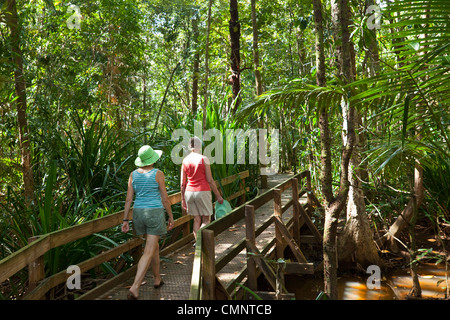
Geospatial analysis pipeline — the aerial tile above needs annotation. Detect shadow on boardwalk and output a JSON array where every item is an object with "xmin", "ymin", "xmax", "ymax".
[{"xmin": 98, "ymin": 172, "xmax": 296, "ymax": 300}]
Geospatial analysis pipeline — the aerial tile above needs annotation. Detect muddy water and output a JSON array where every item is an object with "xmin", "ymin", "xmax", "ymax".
[{"xmin": 285, "ymin": 263, "xmax": 449, "ymax": 300}]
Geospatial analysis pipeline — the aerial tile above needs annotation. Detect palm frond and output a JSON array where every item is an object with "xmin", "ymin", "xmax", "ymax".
[
  {"xmin": 237, "ymin": 81, "xmax": 346, "ymax": 121},
  {"xmin": 349, "ymin": 0, "xmax": 450, "ymax": 153}
]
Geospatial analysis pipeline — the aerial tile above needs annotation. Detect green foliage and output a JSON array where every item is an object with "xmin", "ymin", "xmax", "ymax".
[{"xmin": 1, "ymin": 0, "xmax": 449, "ymax": 300}]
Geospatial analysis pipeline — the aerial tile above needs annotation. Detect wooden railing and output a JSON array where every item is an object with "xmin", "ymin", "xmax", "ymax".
[
  {"xmin": 0, "ymin": 170, "xmax": 250, "ymax": 300},
  {"xmin": 189, "ymin": 170, "xmax": 322, "ymax": 300}
]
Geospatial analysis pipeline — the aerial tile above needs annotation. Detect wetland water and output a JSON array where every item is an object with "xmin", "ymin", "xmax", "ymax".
[{"xmin": 285, "ymin": 263, "xmax": 448, "ymax": 300}]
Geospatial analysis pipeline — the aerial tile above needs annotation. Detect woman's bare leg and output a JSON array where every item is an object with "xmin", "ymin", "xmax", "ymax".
[
  {"xmin": 129, "ymin": 234, "xmax": 160, "ymax": 298},
  {"xmin": 150, "ymin": 242, "xmax": 162, "ymax": 286},
  {"xmin": 201, "ymin": 215, "xmax": 211, "ymax": 228},
  {"xmin": 193, "ymin": 215, "xmax": 202, "ymax": 240}
]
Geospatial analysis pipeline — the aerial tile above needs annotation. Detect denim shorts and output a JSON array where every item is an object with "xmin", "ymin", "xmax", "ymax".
[{"xmin": 133, "ymin": 208, "xmax": 167, "ymax": 236}]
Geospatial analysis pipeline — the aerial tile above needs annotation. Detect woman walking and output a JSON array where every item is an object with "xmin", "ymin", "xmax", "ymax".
[
  {"xmin": 122, "ymin": 145, "xmax": 174, "ymax": 300},
  {"xmin": 181, "ymin": 137, "xmax": 223, "ymax": 241}
]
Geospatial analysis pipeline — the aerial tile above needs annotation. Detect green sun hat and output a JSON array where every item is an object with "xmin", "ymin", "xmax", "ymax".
[
  {"xmin": 215, "ymin": 200, "xmax": 232, "ymax": 219},
  {"xmin": 134, "ymin": 145, "xmax": 163, "ymax": 167}
]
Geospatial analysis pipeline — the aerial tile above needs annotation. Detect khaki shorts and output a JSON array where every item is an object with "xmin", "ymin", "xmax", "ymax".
[{"xmin": 185, "ymin": 191, "xmax": 213, "ymax": 216}]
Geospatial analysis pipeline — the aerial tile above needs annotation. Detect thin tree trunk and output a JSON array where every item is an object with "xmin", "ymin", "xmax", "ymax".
[
  {"xmin": 6, "ymin": 0, "xmax": 35, "ymax": 207},
  {"xmin": 365, "ymin": 0, "xmax": 380, "ymax": 76},
  {"xmin": 313, "ymin": 0, "xmax": 347, "ymax": 300},
  {"xmin": 192, "ymin": 15, "xmax": 200, "ymax": 115},
  {"xmin": 229, "ymin": 0, "xmax": 241, "ymax": 113},
  {"xmin": 203, "ymin": 0, "xmax": 213, "ymax": 132},
  {"xmin": 380, "ymin": 161, "xmax": 425, "ymax": 251},
  {"xmin": 251, "ymin": 0, "xmax": 262, "ymax": 97},
  {"xmin": 313, "ymin": 0, "xmax": 332, "ymax": 203},
  {"xmin": 408, "ymin": 177, "xmax": 422, "ymax": 298},
  {"xmin": 251, "ymin": 0, "xmax": 268, "ymax": 188},
  {"xmin": 151, "ymin": 62, "xmax": 180, "ymax": 139}
]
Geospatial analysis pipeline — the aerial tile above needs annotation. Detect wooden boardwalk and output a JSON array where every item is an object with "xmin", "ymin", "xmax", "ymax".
[
  {"xmin": 0, "ymin": 170, "xmax": 321, "ymax": 300},
  {"xmin": 96, "ymin": 173, "xmax": 303, "ymax": 300}
]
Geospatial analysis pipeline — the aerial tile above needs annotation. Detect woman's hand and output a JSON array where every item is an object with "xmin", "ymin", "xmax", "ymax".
[
  {"xmin": 121, "ymin": 221, "xmax": 129, "ymax": 233},
  {"xmin": 217, "ymin": 195, "xmax": 224, "ymax": 204},
  {"xmin": 182, "ymin": 199, "xmax": 187, "ymax": 211},
  {"xmin": 167, "ymin": 216, "xmax": 174, "ymax": 231}
]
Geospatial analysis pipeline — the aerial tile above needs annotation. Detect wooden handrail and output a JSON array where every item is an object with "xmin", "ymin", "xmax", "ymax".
[
  {"xmin": 0, "ymin": 170, "xmax": 250, "ymax": 298},
  {"xmin": 189, "ymin": 170, "xmax": 315, "ymax": 300}
]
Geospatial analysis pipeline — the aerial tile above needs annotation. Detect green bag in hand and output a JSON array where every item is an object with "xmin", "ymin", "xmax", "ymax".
[{"xmin": 215, "ymin": 200, "xmax": 232, "ymax": 219}]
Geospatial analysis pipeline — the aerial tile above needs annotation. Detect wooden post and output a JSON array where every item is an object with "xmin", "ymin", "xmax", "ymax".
[
  {"xmin": 202, "ymin": 229, "xmax": 216, "ymax": 300},
  {"xmin": 27, "ymin": 236, "xmax": 44, "ymax": 295},
  {"xmin": 291, "ymin": 178, "xmax": 300, "ymax": 246},
  {"xmin": 273, "ymin": 188, "xmax": 283, "ymax": 259},
  {"xmin": 275, "ymin": 259, "xmax": 286, "ymax": 300},
  {"xmin": 245, "ymin": 205, "xmax": 257, "ymax": 292}
]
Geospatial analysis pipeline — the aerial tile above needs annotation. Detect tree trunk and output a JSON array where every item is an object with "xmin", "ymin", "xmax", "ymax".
[
  {"xmin": 192, "ymin": 15, "xmax": 200, "ymax": 115},
  {"xmin": 6, "ymin": 0, "xmax": 35, "ymax": 207},
  {"xmin": 365, "ymin": 0, "xmax": 380, "ymax": 77},
  {"xmin": 334, "ymin": 0, "xmax": 380, "ymax": 268},
  {"xmin": 203, "ymin": 0, "xmax": 213, "ymax": 131},
  {"xmin": 329, "ymin": 0, "xmax": 380, "ymax": 269},
  {"xmin": 251, "ymin": 0, "xmax": 268, "ymax": 188},
  {"xmin": 229, "ymin": 0, "xmax": 241, "ymax": 113},
  {"xmin": 380, "ymin": 161, "xmax": 425, "ymax": 251},
  {"xmin": 312, "ymin": 0, "xmax": 326, "ymax": 88},
  {"xmin": 319, "ymin": 0, "xmax": 357, "ymax": 299},
  {"xmin": 251, "ymin": 0, "xmax": 262, "ymax": 97},
  {"xmin": 338, "ymin": 110, "xmax": 380, "ymax": 267},
  {"xmin": 408, "ymin": 178, "xmax": 422, "ymax": 298},
  {"xmin": 313, "ymin": 0, "xmax": 353, "ymax": 299}
]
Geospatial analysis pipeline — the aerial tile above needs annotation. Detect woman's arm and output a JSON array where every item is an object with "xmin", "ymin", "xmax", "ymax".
[
  {"xmin": 180, "ymin": 164, "xmax": 187, "ymax": 211},
  {"xmin": 156, "ymin": 170, "xmax": 174, "ymax": 230},
  {"xmin": 204, "ymin": 157, "xmax": 224, "ymax": 204},
  {"xmin": 122, "ymin": 173, "xmax": 134, "ymax": 233}
]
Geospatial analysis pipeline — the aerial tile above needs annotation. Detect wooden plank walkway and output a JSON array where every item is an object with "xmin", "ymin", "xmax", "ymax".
[{"xmin": 96, "ymin": 173, "xmax": 300, "ymax": 300}]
